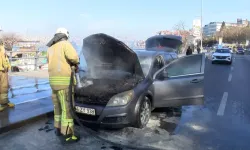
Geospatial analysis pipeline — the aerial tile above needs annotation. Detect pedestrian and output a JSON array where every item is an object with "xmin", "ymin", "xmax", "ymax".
[
  {"xmin": 186, "ymin": 46, "xmax": 193, "ymax": 55},
  {"xmin": 46, "ymin": 28, "xmax": 80, "ymax": 143},
  {"xmin": 0, "ymin": 39, "xmax": 15, "ymax": 112},
  {"xmin": 197, "ymin": 47, "xmax": 201, "ymax": 54}
]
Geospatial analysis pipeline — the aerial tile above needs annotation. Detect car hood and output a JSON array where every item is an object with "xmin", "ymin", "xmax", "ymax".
[
  {"xmin": 213, "ymin": 53, "xmax": 231, "ymax": 57},
  {"xmin": 82, "ymin": 33, "xmax": 144, "ymax": 78}
]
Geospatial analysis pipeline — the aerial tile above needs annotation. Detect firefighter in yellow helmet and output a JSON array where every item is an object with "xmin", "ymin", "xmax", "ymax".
[
  {"xmin": 0, "ymin": 39, "xmax": 15, "ymax": 112},
  {"xmin": 46, "ymin": 28, "xmax": 80, "ymax": 143}
]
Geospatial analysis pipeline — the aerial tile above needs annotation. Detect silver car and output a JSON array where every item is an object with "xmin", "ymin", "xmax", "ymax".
[{"xmin": 74, "ymin": 33, "xmax": 205, "ymax": 128}]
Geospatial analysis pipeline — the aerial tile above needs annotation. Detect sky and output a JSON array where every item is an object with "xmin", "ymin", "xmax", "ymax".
[{"xmin": 0, "ymin": 0, "xmax": 250, "ymax": 42}]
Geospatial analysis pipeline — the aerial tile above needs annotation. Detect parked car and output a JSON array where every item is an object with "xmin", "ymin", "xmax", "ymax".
[
  {"xmin": 212, "ymin": 48, "xmax": 232, "ymax": 65},
  {"xmin": 236, "ymin": 47, "xmax": 245, "ymax": 55},
  {"xmin": 73, "ymin": 33, "xmax": 205, "ymax": 128}
]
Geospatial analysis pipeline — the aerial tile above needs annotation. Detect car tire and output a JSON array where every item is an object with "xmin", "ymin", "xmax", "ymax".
[
  {"xmin": 212, "ymin": 61, "xmax": 215, "ymax": 64},
  {"xmin": 228, "ymin": 61, "xmax": 232, "ymax": 65},
  {"xmin": 134, "ymin": 96, "xmax": 151, "ymax": 128}
]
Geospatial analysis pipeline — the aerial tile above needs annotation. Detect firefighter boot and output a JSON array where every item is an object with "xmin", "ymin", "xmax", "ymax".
[
  {"xmin": 7, "ymin": 102, "xmax": 15, "ymax": 108},
  {"xmin": 61, "ymin": 134, "xmax": 80, "ymax": 144}
]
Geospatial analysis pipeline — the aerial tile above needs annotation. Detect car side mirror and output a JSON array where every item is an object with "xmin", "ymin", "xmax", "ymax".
[{"xmin": 154, "ymin": 70, "xmax": 169, "ymax": 80}]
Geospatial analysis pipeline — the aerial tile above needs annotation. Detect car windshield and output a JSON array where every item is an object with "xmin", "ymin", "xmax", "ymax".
[
  {"xmin": 137, "ymin": 55, "xmax": 153, "ymax": 76},
  {"xmin": 215, "ymin": 49, "xmax": 230, "ymax": 53}
]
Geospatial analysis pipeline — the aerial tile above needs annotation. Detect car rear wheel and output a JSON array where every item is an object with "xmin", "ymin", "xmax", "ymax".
[{"xmin": 134, "ymin": 96, "xmax": 151, "ymax": 128}]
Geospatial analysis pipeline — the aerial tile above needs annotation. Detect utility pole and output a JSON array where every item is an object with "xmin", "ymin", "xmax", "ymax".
[{"xmin": 201, "ymin": 0, "xmax": 203, "ymax": 52}]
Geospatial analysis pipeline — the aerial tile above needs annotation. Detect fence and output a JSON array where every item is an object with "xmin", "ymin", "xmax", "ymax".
[{"xmin": 6, "ymin": 51, "xmax": 47, "ymax": 72}]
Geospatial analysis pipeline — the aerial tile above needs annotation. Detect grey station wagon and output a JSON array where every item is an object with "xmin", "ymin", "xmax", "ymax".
[{"xmin": 74, "ymin": 33, "xmax": 205, "ymax": 128}]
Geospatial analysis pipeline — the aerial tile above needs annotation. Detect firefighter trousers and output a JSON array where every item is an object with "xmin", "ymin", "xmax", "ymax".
[
  {"xmin": 52, "ymin": 88, "xmax": 74, "ymax": 135},
  {"xmin": 0, "ymin": 71, "xmax": 9, "ymax": 105}
]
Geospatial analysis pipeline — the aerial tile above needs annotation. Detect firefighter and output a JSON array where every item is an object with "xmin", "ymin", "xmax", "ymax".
[
  {"xmin": 0, "ymin": 39, "xmax": 15, "ymax": 112},
  {"xmin": 46, "ymin": 28, "xmax": 80, "ymax": 143}
]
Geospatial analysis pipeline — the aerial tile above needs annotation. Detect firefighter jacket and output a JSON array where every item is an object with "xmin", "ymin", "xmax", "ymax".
[
  {"xmin": 0, "ymin": 45, "xmax": 11, "ymax": 71},
  {"xmin": 47, "ymin": 40, "xmax": 79, "ymax": 90}
]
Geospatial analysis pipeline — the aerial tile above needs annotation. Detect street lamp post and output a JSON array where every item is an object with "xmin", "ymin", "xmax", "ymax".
[{"xmin": 200, "ymin": 0, "xmax": 203, "ymax": 52}]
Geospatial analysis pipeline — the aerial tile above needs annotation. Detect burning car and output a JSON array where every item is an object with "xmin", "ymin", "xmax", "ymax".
[{"xmin": 74, "ymin": 33, "xmax": 205, "ymax": 128}]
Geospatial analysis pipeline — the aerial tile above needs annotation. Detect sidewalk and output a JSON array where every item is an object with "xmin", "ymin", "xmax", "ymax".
[
  {"xmin": 0, "ymin": 97, "xmax": 53, "ymax": 134},
  {"xmin": 0, "ymin": 74, "xmax": 52, "ymax": 134}
]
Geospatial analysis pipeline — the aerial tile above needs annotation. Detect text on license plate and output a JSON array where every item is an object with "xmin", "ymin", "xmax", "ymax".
[{"xmin": 75, "ymin": 106, "xmax": 95, "ymax": 116}]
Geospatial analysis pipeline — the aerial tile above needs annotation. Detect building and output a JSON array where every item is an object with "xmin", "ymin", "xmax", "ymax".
[
  {"xmin": 203, "ymin": 22, "xmax": 222, "ymax": 37},
  {"xmin": 203, "ymin": 18, "xmax": 250, "ymax": 37},
  {"xmin": 13, "ymin": 40, "xmax": 40, "ymax": 52}
]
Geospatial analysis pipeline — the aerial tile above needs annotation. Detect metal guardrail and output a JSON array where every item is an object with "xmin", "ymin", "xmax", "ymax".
[{"xmin": 6, "ymin": 51, "xmax": 47, "ymax": 72}]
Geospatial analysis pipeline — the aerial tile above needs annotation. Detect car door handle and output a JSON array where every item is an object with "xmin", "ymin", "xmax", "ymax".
[{"xmin": 190, "ymin": 79, "xmax": 201, "ymax": 83}]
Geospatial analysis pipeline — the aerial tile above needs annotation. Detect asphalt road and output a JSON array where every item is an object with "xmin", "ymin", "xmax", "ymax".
[
  {"xmin": 1, "ymin": 54, "xmax": 250, "ymax": 150},
  {"xmin": 176, "ymin": 54, "xmax": 250, "ymax": 150}
]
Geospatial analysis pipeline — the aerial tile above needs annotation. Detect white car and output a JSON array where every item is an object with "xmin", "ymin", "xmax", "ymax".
[{"xmin": 212, "ymin": 48, "xmax": 232, "ymax": 65}]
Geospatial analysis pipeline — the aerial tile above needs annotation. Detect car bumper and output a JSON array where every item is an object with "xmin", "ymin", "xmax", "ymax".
[
  {"xmin": 74, "ymin": 102, "xmax": 136, "ymax": 128},
  {"xmin": 212, "ymin": 57, "xmax": 232, "ymax": 62},
  {"xmin": 237, "ymin": 51, "xmax": 244, "ymax": 54}
]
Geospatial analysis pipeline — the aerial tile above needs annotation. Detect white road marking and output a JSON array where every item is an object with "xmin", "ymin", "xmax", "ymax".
[
  {"xmin": 231, "ymin": 66, "xmax": 234, "ymax": 71},
  {"xmin": 228, "ymin": 74, "xmax": 232, "ymax": 82},
  {"xmin": 15, "ymin": 96, "xmax": 51, "ymax": 105},
  {"xmin": 217, "ymin": 92, "xmax": 229, "ymax": 116}
]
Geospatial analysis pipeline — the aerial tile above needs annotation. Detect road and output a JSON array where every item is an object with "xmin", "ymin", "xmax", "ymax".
[
  {"xmin": 176, "ymin": 54, "xmax": 250, "ymax": 149},
  {"xmin": 1, "ymin": 54, "xmax": 250, "ymax": 150}
]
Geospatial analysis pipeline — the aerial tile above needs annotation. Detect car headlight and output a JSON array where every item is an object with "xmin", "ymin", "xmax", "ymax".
[{"xmin": 107, "ymin": 90, "xmax": 134, "ymax": 107}]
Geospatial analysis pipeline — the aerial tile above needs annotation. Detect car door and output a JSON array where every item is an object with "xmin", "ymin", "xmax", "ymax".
[{"xmin": 152, "ymin": 54, "xmax": 205, "ymax": 107}]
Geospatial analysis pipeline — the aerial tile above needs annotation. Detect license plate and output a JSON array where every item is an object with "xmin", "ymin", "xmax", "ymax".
[{"xmin": 75, "ymin": 106, "xmax": 96, "ymax": 116}]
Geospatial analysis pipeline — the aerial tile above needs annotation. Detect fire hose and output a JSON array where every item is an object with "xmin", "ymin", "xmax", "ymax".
[{"xmin": 69, "ymin": 66, "xmax": 160, "ymax": 150}]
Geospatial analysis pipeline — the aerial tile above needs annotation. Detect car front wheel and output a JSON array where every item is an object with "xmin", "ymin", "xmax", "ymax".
[{"xmin": 134, "ymin": 96, "xmax": 151, "ymax": 128}]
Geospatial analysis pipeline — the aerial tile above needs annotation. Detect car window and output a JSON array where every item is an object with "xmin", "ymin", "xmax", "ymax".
[
  {"xmin": 151, "ymin": 56, "xmax": 164, "ymax": 76},
  {"xmin": 137, "ymin": 55, "xmax": 154, "ymax": 76},
  {"xmin": 170, "ymin": 54, "xmax": 178, "ymax": 59},
  {"xmin": 164, "ymin": 54, "xmax": 173, "ymax": 64},
  {"xmin": 215, "ymin": 49, "xmax": 230, "ymax": 53},
  {"xmin": 166, "ymin": 55, "xmax": 202, "ymax": 77}
]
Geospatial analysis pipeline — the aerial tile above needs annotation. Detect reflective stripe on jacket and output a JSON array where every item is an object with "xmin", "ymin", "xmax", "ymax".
[{"xmin": 47, "ymin": 40, "xmax": 79, "ymax": 90}]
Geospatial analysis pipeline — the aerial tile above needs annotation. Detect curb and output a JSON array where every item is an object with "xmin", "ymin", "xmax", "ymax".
[{"xmin": 0, "ymin": 111, "xmax": 53, "ymax": 134}]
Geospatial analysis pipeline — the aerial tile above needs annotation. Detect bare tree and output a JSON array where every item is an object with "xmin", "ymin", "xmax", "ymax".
[
  {"xmin": 173, "ymin": 21, "xmax": 191, "ymax": 53},
  {"xmin": 1, "ymin": 33, "xmax": 22, "ymax": 51}
]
